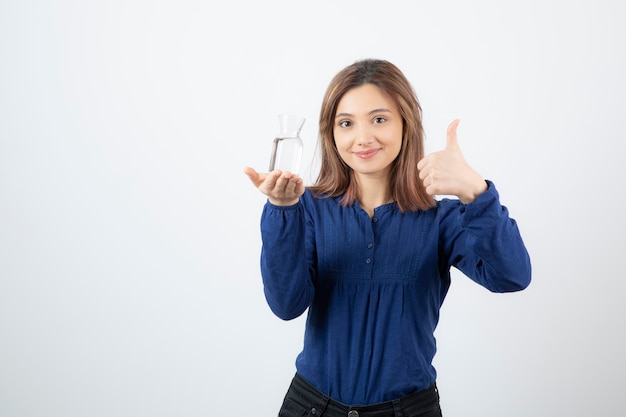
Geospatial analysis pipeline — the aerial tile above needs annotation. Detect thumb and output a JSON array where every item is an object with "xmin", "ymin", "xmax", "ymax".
[
  {"xmin": 244, "ymin": 166, "xmax": 264, "ymax": 187},
  {"xmin": 445, "ymin": 119, "xmax": 461, "ymax": 150}
]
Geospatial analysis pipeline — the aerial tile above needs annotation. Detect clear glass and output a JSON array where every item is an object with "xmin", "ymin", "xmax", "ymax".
[{"xmin": 269, "ymin": 114, "xmax": 305, "ymax": 174}]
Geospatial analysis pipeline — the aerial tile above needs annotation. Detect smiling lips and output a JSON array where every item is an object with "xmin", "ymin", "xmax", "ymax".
[{"xmin": 354, "ymin": 148, "xmax": 380, "ymax": 159}]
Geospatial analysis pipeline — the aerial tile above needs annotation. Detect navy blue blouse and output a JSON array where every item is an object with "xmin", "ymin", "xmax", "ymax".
[{"xmin": 259, "ymin": 181, "xmax": 531, "ymax": 405}]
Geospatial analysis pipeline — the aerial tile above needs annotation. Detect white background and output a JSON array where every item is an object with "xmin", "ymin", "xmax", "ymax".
[{"xmin": 1, "ymin": 1, "xmax": 625, "ymax": 416}]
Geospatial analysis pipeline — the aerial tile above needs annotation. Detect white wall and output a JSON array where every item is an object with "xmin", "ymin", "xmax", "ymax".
[{"xmin": 1, "ymin": 1, "xmax": 624, "ymax": 416}]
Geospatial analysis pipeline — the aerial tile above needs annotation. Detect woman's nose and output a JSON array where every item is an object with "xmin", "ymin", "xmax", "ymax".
[{"xmin": 356, "ymin": 125, "xmax": 373, "ymax": 146}]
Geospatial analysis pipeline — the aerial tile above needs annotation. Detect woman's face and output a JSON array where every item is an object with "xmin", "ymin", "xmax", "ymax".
[{"xmin": 333, "ymin": 83, "xmax": 403, "ymax": 180}]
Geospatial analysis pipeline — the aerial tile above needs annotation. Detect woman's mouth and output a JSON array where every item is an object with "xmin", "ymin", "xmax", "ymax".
[{"xmin": 354, "ymin": 149, "xmax": 380, "ymax": 159}]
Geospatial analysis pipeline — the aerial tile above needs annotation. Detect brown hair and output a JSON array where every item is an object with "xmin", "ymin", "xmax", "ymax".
[{"xmin": 308, "ymin": 58, "xmax": 435, "ymax": 212}]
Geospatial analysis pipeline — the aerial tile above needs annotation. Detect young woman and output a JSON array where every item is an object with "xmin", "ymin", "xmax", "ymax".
[{"xmin": 244, "ymin": 59, "xmax": 531, "ymax": 417}]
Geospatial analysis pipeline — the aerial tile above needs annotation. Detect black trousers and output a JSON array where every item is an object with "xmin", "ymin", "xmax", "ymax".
[{"xmin": 278, "ymin": 373, "xmax": 443, "ymax": 417}]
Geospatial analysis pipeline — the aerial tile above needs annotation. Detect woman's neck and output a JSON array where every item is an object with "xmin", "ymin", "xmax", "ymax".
[{"xmin": 354, "ymin": 173, "xmax": 393, "ymax": 218}]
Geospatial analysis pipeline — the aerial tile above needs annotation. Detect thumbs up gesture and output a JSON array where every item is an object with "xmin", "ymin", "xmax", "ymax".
[{"xmin": 417, "ymin": 119, "xmax": 488, "ymax": 204}]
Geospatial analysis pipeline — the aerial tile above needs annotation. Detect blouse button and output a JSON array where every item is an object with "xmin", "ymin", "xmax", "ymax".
[
  {"xmin": 372, "ymin": 217, "xmax": 378, "ymax": 223},
  {"xmin": 367, "ymin": 243, "xmax": 373, "ymax": 249},
  {"xmin": 365, "ymin": 258, "xmax": 372, "ymax": 264}
]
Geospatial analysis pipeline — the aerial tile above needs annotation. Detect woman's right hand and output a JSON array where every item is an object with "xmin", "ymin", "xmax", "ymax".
[{"xmin": 244, "ymin": 167, "xmax": 305, "ymax": 206}]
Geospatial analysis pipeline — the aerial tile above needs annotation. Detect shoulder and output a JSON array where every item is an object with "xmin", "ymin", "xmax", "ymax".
[
  {"xmin": 301, "ymin": 189, "xmax": 351, "ymax": 223},
  {"xmin": 301, "ymin": 188, "xmax": 340, "ymax": 208}
]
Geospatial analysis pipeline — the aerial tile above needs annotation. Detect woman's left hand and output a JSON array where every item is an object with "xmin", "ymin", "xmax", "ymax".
[{"xmin": 417, "ymin": 119, "xmax": 488, "ymax": 204}]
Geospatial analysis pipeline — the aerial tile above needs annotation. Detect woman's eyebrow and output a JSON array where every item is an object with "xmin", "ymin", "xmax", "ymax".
[
  {"xmin": 368, "ymin": 108, "xmax": 392, "ymax": 115},
  {"xmin": 335, "ymin": 108, "xmax": 392, "ymax": 119}
]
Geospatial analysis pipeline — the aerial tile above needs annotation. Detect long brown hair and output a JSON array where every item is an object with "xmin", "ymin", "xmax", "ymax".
[{"xmin": 308, "ymin": 59, "xmax": 435, "ymax": 212}]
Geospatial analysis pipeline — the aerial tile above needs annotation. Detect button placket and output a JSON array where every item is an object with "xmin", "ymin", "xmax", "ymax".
[
  {"xmin": 363, "ymin": 207, "xmax": 379, "ymax": 270},
  {"xmin": 367, "ymin": 210, "xmax": 378, "ymax": 266}
]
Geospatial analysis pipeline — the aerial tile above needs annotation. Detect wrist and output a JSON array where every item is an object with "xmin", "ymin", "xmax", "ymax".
[
  {"xmin": 268, "ymin": 197, "xmax": 300, "ymax": 206},
  {"xmin": 459, "ymin": 178, "xmax": 488, "ymax": 204}
]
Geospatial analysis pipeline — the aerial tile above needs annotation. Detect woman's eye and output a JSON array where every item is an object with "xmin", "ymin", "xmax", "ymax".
[
  {"xmin": 339, "ymin": 120, "xmax": 352, "ymax": 128},
  {"xmin": 373, "ymin": 117, "xmax": 386, "ymax": 124}
]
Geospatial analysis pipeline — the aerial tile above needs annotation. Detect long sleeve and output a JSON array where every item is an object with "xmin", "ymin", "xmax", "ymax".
[
  {"xmin": 255, "ymin": 183, "xmax": 531, "ymax": 405},
  {"xmin": 439, "ymin": 181, "xmax": 532, "ymax": 292},
  {"xmin": 260, "ymin": 199, "xmax": 316, "ymax": 320}
]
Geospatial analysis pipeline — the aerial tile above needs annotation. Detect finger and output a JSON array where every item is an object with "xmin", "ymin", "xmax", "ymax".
[
  {"xmin": 427, "ymin": 173, "xmax": 441, "ymax": 195},
  {"xmin": 243, "ymin": 166, "xmax": 264, "ymax": 187},
  {"xmin": 418, "ymin": 165, "xmax": 429, "ymax": 180},
  {"xmin": 279, "ymin": 171, "xmax": 301, "ymax": 193},
  {"xmin": 283, "ymin": 176, "xmax": 299, "ymax": 196},
  {"xmin": 417, "ymin": 156, "xmax": 432, "ymax": 180},
  {"xmin": 445, "ymin": 119, "xmax": 461, "ymax": 150},
  {"xmin": 423, "ymin": 178, "xmax": 435, "ymax": 196},
  {"xmin": 285, "ymin": 172, "xmax": 303, "ymax": 186},
  {"xmin": 426, "ymin": 172, "xmax": 435, "ymax": 187},
  {"xmin": 280, "ymin": 172, "xmax": 303, "ymax": 195},
  {"xmin": 417, "ymin": 157, "xmax": 427, "ymax": 171},
  {"xmin": 266, "ymin": 169, "xmax": 283, "ymax": 190},
  {"xmin": 294, "ymin": 179, "xmax": 305, "ymax": 196}
]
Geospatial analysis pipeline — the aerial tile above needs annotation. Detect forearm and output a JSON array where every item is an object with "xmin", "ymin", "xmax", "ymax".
[
  {"xmin": 260, "ymin": 201, "xmax": 315, "ymax": 320},
  {"xmin": 452, "ymin": 181, "xmax": 532, "ymax": 292}
]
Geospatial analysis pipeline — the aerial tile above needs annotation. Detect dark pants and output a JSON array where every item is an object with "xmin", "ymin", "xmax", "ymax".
[{"xmin": 278, "ymin": 373, "xmax": 443, "ymax": 417}]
